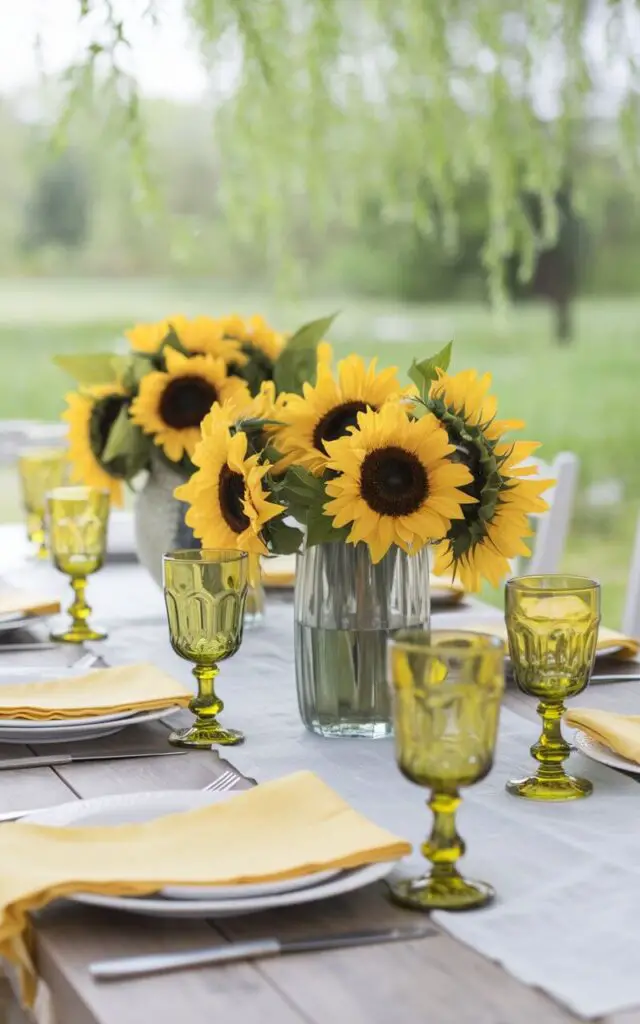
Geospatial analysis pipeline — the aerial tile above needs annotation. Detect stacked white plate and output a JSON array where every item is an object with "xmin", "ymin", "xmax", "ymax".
[
  {"xmin": 24, "ymin": 790, "xmax": 398, "ymax": 919},
  {"xmin": 0, "ymin": 611, "xmax": 51, "ymax": 634},
  {"xmin": 0, "ymin": 666, "xmax": 182, "ymax": 744}
]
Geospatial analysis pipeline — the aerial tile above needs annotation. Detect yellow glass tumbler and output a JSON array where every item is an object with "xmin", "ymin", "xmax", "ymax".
[
  {"xmin": 505, "ymin": 574, "xmax": 600, "ymax": 801},
  {"xmin": 389, "ymin": 629, "xmax": 504, "ymax": 912},
  {"xmin": 163, "ymin": 549, "xmax": 248, "ymax": 748},
  {"xmin": 47, "ymin": 486, "xmax": 110, "ymax": 643},
  {"xmin": 17, "ymin": 449, "xmax": 67, "ymax": 559}
]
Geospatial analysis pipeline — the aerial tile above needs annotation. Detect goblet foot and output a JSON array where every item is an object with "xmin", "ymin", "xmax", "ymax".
[
  {"xmin": 50, "ymin": 624, "xmax": 107, "ymax": 644},
  {"xmin": 169, "ymin": 721, "xmax": 244, "ymax": 749},
  {"xmin": 506, "ymin": 772, "xmax": 592, "ymax": 801},
  {"xmin": 390, "ymin": 874, "xmax": 494, "ymax": 912}
]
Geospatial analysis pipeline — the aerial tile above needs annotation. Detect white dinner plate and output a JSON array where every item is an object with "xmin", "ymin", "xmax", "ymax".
[
  {"xmin": 0, "ymin": 614, "xmax": 46, "ymax": 633},
  {"xmin": 24, "ymin": 790, "xmax": 397, "ymax": 917},
  {"xmin": 573, "ymin": 729, "xmax": 640, "ymax": 775},
  {"xmin": 0, "ymin": 705, "xmax": 182, "ymax": 745}
]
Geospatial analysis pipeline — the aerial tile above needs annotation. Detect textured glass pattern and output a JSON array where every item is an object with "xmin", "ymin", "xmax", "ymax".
[
  {"xmin": 47, "ymin": 486, "xmax": 110, "ymax": 644},
  {"xmin": 505, "ymin": 574, "xmax": 600, "ymax": 801},
  {"xmin": 17, "ymin": 449, "xmax": 67, "ymax": 559},
  {"xmin": 389, "ymin": 630, "xmax": 504, "ymax": 911},
  {"xmin": 163, "ymin": 549, "xmax": 248, "ymax": 748},
  {"xmin": 294, "ymin": 542, "xmax": 430, "ymax": 738}
]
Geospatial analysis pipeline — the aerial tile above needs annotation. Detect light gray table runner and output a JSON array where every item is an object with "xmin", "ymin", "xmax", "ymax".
[
  {"xmin": 4, "ymin": 537, "xmax": 640, "ymax": 1020},
  {"xmin": 90, "ymin": 597, "xmax": 640, "ymax": 1021}
]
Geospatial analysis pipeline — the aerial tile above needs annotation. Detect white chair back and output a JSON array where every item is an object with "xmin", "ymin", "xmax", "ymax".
[
  {"xmin": 622, "ymin": 514, "xmax": 640, "ymax": 637},
  {"xmin": 526, "ymin": 451, "xmax": 580, "ymax": 575}
]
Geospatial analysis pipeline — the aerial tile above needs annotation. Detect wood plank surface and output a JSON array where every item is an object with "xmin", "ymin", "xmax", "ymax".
[{"xmin": 0, "ymin": 543, "xmax": 634, "ymax": 1024}]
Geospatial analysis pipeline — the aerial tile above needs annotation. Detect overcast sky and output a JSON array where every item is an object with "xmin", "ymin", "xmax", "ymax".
[
  {"xmin": 0, "ymin": 0, "xmax": 637, "ymax": 116},
  {"xmin": 0, "ymin": 0, "xmax": 209, "ymax": 101}
]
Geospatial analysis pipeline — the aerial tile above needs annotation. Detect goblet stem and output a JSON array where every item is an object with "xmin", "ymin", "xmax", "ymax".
[
  {"xmin": 423, "ymin": 790, "xmax": 465, "ymax": 881},
  {"xmin": 50, "ymin": 576, "xmax": 106, "ymax": 644},
  {"xmin": 506, "ymin": 698, "xmax": 592, "ymax": 800},
  {"xmin": 34, "ymin": 523, "xmax": 49, "ymax": 560},
  {"xmin": 190, "ymin": 664, "xmax": 224, "ymax": 722},
  {"xmin": 390, "ymin": 787, "xmax": 494, "ymax": 911},
  {"xmin": 169, "ymin": 664, "xmax": 244, "ymax": 749},
  {"xmin": 69, "ymin": 577, "xmax": 91, "ymax": 631},
  {"xmin": 532, "ymin": 699, "xmax": 571, "ymax": 781}
]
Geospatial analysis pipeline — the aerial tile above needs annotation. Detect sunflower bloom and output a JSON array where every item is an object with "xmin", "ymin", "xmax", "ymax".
[
  {"xmin": 63, "ymin": 383, "xmax": 128, "ymax": 506},
  {"xmin": 129, "ymin": 349, "xmax": 249, "ymax": 462},
  {"xmin": 125, "ymin": 316, "xmax": 187, "ymax": 354},
  {"xmin": 431, "ymin": 368, "xmax": 524, "ymax": 439},
  {"xmin": 175, "ymin": 420, "xmax": 283, "ymax": 555},
  {"xmin": 323, "ymin": 403, "xmax": 475, "ymax": 563},
  {"xmin": 276, "ymin": 353, "xmax": 409, "ymax": 476}
]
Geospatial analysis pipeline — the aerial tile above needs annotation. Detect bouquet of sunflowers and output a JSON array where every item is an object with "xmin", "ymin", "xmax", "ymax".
[
  {"xmin": 176, "ymin": 338, "xmax": 551, "ymax": 591},
  {"xmin": 58, "ymin": 311, "xmax": 327, "ymax": 507}
]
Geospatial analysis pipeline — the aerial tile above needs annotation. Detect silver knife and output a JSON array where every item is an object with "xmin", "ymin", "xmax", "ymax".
[
  {"xmin": 90, "ymin": 925, "xmax": 435, "ymax": 981},
  {"xmin": 0, "ymin": 750, "xmax": 187, "ymax": 771}
]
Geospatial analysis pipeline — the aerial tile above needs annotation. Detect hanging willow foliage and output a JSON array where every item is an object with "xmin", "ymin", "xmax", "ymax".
[{"xmin": 64, "ymin": 0, "xmax": 640, "ymax": 296}]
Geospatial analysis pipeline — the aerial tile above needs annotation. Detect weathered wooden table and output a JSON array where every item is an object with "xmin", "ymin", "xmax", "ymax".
[{"xmin": 0, "ymin": 526, "xmax": 637, "ymax": 1024}]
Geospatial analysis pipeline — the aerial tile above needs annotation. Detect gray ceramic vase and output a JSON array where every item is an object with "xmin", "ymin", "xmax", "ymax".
[{"xmin": 134, "ymin": 453, "xmax": 197, "ymax": 587}]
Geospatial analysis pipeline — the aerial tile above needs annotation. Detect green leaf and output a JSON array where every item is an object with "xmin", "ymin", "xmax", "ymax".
[
  {"xmin": 306, "ymin": 506, "xmax": 349, "ymax": 547},
  {"xmin": 264, "ymin": 518, "xmax": 304, "ymax": 555},
  {"xmin": 286, "ymin": 312, "xmax": 338, "ymax": 351},
  {"xmin": 101, "ymin": 405, "xmax": 149, "ymax": 477},
  {"xmin": 408, "ymin": 341, "xmax": 453, "ymax": 398},
  {"xmin": 54, "ymin": 354, "xmax": 122, "ymax": 386},
  {"xmin": 159, "ymin": 329, "xmax": 189, "ymax": 359},
  {"xmin": 273, "ymin": 312, "xmax": 339, "ymax": 395},
  {"xmin": 273, "ymin": 347, "xmax": 317, "ymax": 396},
  {"xmin": 120, "ymin": 354, "xmax": 155, "ymax": 393}
]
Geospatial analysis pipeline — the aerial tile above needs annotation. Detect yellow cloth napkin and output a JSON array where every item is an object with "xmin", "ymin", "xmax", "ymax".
[
  {"xmin": 430, "ymin": 574, "xmax": 466, "ymax": 602},
  {"xmin": 0, "ymin": 590, "xmax": 60, "ymax": 618},
  {"xmin": 0, "ymin": 662, "xmax": 191, "ymax": 720},
  {"xmin": 0, "ymin": 770, "xmax": 411, "ymax": 1006},
  {"xmin": 460, "ymin": 620, "xmax": 640, "ymax": 661},
  {"xmin": 564, "ymin": 708, "xmax": 640, "ymax": 762},
  {"xmin": 262, "ymin": 554, "xmax": 296, "ymax": 588},
  {"xmin": 260, "ymin": 560, "xmax": 467, "ymax": 601}
]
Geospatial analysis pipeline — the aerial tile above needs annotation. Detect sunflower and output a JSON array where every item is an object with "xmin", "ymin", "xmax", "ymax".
[
  {"xmin": 276, "ymin": 352, "xmax": 408, "ymax": 475},
  {"xmin": 430, "ymin": 368, "xmax": 524, "ymax": 439},
  {"xmin": 323, "ymin": 403, "xmax": 475, "ymax": 563},
  {"xmin": 427, "ymin": 369, "xmax": 551, "ymax": 590},
  {"xmin": 63, "ymin": 383, "xmax": 128, "ymax": 506},
  {"xmin": 172, "ymin": 316, "xmax": 247, "ymax": 366},
  {"xmin": 125, "ymin": 316, "xmax": 187, "ymax": 354},
  {"xmin": 220, "ymin": 313, "xmax": 285, "ymax": 365},
  {"xmin": 129, "ymin": 349, "xmax": 250, "ymax": 462},
  {"xmin": 175, "ymin": 419, "xmax": 283, "ymax": 555}
]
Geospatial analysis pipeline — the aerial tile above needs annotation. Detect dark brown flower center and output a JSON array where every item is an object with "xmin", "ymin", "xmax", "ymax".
[
  {"xmin": 159, "ymin": 376, "xmax": 217, "ymax": 429},
  {"xmin": 218, "ymin": 464, "xmax": 250, "ymax": 533},
  {"xmin": 360, "ymin": 446, "xmax": 429, "ymax": 517},
  {"xmin": 313, "ymin": 401, "xmax": 370, "ymax": 452}
]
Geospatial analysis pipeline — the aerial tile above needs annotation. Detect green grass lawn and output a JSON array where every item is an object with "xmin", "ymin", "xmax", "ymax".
[{"xmin": 0, "ymin": 278, "xmax": 637, "ymax": 626}]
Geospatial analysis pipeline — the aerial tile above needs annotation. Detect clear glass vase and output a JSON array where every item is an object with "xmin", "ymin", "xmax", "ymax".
[{"xmin": 294, "ymin": 542, "xmax": 430, "ymax": 738}]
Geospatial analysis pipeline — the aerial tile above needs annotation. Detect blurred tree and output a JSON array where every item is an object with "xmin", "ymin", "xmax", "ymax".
[{"xmin": 22, "ymin": 150, "xmax": 90, "ymax": 252}]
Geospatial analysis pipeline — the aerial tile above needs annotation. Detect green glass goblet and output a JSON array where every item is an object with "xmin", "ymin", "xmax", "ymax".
[
  {"xmin": 505, "ymin": 574, "xmax": 600, "ymax": 802},
  {"xmin": 389, "ymin": 629, "xmax": 505, "ymax": 912},
  {"xmin": 163, "ymin": 549, "xmax": 248, "ymax": 748},
  {"xmin": 47, "ymin": 486, "xmax": 110, "ymax": 643},
  {"xmin": 18, "ymin": 449, "xmax": 67, "ymax": 559}
]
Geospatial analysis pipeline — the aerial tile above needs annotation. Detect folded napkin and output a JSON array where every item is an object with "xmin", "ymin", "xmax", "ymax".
[
  {"xmin": 460, "ymin": 620, "xmax": 640, "ymax": 661},
  {"xmin": 430, "ymin": 574, "xmax": 466, "ymax": 601},
  {"xmin": 0, "ymin": 662, "xmax": 191, "ymax": 720},
  {"xmin": 564, "ymin": 707, "xmax": 640, "ymax": 762},
  {"xmin": 262, "ymin": 554, "xmax": 296, "ymax": 588},
  {"xmin": 0, "ymin": 590, "xmax": 60, "ymax": 618},
  {"xmin": 0, "ymin": 770, "xmax": 411, "ymax": 1006}
]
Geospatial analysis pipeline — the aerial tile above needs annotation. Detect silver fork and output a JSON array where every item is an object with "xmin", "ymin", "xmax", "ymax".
[
  {"xmin": 202, "ymin": 770, "xmax": 241, "ymax": 793},
  {"xmin": 0, "ymin": 766, "xmax": 247, "ymax": 824}
]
